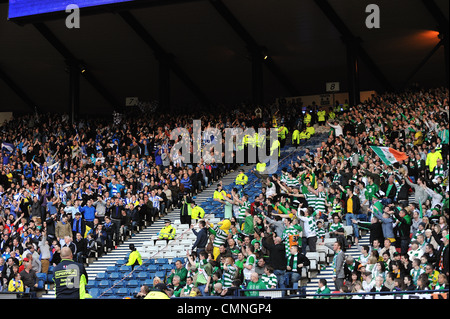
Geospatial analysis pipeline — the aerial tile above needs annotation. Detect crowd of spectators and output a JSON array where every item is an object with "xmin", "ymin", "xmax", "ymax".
[
  {"xmin": 153, "ymin": 87, "xmax": 449, "ymax": 298},
  {"xmin": 0, "ymin": 106, "xmax": 272, "ymax": 294},
  {"xmin": 0, "ymin": 86, "xmax": 449, "ymax": 299}
]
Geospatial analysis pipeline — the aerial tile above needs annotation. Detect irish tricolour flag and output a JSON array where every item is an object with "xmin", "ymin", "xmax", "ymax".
[{"xmin": 370, "ymin": 146, "xmax": 408, "ymax": 165}]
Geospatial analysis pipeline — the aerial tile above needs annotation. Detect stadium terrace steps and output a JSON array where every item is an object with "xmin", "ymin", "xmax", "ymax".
[
  {"xmin": 40, "ymin": 164, "xmax": 255, "ymax": 298},
  {"xmin": 40, "ymin": 132, "xmax": 329, "ymax": 299},
  {"xmin": 303, "ymin": 233, "xmax": 371, "ymax": 297}
]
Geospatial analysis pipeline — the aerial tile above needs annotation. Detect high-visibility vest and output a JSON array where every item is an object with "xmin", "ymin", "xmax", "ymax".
[
  {"xmin": 144, "ymin": 291, "xmax": 170, "ymax": 299},
  {"xmin": 258, "ymin": 134, "xmax": 266, "ymax": 148},
  {"xmin": 214, "ymin": 190, "xmax": 227, "ymax": 201},
  {"xmin": 247, "ymin": 135, "xmax": 256, "ymax": 147},
  {"xmin": 243, "ymin": 135, "xmax": 250, "ymax": 146},
  {"xmin": 328, "ymin": 111, "xmax": 336, "ymax": 120},
  {"xmin": 306, "ymin": 126, "xmax": 315, "ymax": 136},
  {"xmin": 256, "ymin": 162, "xmax": 266, "ymax": 173},
  {"xmin": 159, "ymin": 225, "xmax": 176, "ymax": 240},
  {"xmin": 126, "ymin": 250, "xmax": 143, "ymax": 267},
  {"xmin": 304, "ymin": 113, "xmax": 311, "ymax": 124},
  {"xmin": 235, "ymin": 173, "xmax": 248, "ymax": 185},
  {"xmin": 191, "ymin": 206, "xmax": 205, "ymax": 220},
  {"xmin": 270, "ymin": 140, "xmax": 280, "ymax": 156},
  {"xmin": 292, "ymin": 130, "xmax": 300, "ymax": 144},
  {"xmin": 278, "ymin": 126, "xmax": 288, "ymax": 139},
  {"xmin": 299, "ymin": 131, "xmax": 310, "ymax": 140},
  {"xmin": 317, "ymin": 110, "xmax": 326, "ymax": 122}
]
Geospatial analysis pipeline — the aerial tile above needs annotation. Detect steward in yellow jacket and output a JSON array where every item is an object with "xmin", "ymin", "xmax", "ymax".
[
  {"xmin": 292, "ymin": 129, "xmax": 300, "ymax": 147},
  {"xmin": 126, "ymin": 244, "xmax": 142, "ymax": 270},
  {"xmin": 235, "ymin": 169, "xmax": 248, "ymax": 185},
  {"xmin": 190, "ymin": 202, "xmax": 205, "ymax": 220},
  {"xmin": 305, "ymin": 124, "xmax": 315, "ymax": 136},
  {"xmin": 299, "ymin": 129, "xmax": 311, "ymax": 141},
  {"xmin": 156, "ymin": 219, "xmax": 176, "ymax": 242},
  {"xmin": 317, "ymin": 109, "xmax": 326, "ymax": 125},
  {"xmin": 278, "ymin": 125, "xmax": 288, "ymax": 148}
]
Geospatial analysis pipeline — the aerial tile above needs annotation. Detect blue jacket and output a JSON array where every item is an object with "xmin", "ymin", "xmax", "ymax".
[
  {"xmin": 79, "ymin": 205, "xmax": 96, "ymax": 222},
  {"xmin": 192, "ymin": 228, "xmax": 208, "ymax": 250},
  {"xmin": 373, "ymin": 211, "xmax": 395, "ymax": 239}
]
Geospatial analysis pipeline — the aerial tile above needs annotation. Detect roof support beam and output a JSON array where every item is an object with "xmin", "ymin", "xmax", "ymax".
[
  {"xmin": 314, "ymin": 0, "xmax": 393, "ymax": 92},
  {"xmin": 33, "ymin": 22, "xmax": 121, "ymax": 112},
  {"xmin": 209, "ymin": 0, "xmax": 299, "ymax": 100},
  {"xmin": 0, "ymin": 65, "xmax": 38, "ymax": 113},
  {"xmin": 403, "ymin": 39, "xmax": 443, "ymax": 87},
  {"xmin": 67, "ymin": 59, "xmax": 80, "ymax": 124},
  {"xmin": 420, "ymin": 0, "xmax": 449, "ymax": 88},
  {"xmin": 118, "ymin": 11, "xmax": 211, "ymax": 108},
  {"xmin": 346, "ymin": 38, "xmax": 360, "ymax": 106}
]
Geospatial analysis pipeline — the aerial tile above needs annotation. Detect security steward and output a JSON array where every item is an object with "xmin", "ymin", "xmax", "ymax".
[
  {"xmin": 190, "ymin": 202, "xmax": 205, "ymax": 222},
  {"xmin": 53, "ymin": 247, "xmax": 90, "ymax": 299},
  {"xmin": 144, "ymin": 283, "xmax": 171, "ymax": 299},
  {"xmin": 154, "ymin": 219, "xmax": 176, "ymax": 245},
  {"xmin": 126, "ymin": 244, "xmax": 142, "ymax": 270},
  {"xmin": 235, "ymin": 169, "xmax": 248, "ymax": 187}
]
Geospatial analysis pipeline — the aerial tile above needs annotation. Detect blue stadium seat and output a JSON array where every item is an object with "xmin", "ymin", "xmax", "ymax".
[
  {"xmin": 116, "ymin": 259, "xmax": 127, "ymax": 267},
  {"xmin": 142, "ymin": 258, "xmax": 155, "ymax": 265},
  {"xmin": 98, "ymin": 280, "xmax": 111, "ymax": 288},
  {"xmin": 116, "ymin": 287, "xmax": 130, "ymax": 297},
  {"xmin": 155, "ymin": 271, "xmax": 166, "ymax": 279},
  {"xmin": 46, "ymin": 266, "xmax": 55, "ymax": 283},
  {"xmin": 96, "ymin": 272, "xmax": 108, "ymax": 280},
  {"xmin": 161, "ymin": 264, "xmax": 174, "ymax": 271},
  {"xmin": 106, "ymin": 266, "xmax": 118, "ymax": 273},
  {"xmin": 142, "ymin": 278, "xmax": 154, "ymax": 287},
  {"xmin": 155, "ymin": 258, "xmax": 168, "ymax": 265},
  {"xmin": 146, "ymin": 264, "xmax": 159, "ymax": 272},
  {"xmin": 101, "ymin": 287, "xmax": 116, "ymax": 296},
  {"xmin": 86, "ymin": 281, "xmax": 97, "ymax": 289},
  {"xmin": 137, "ymin": 272, "xmax": 149, "ymax": 280},
  {"xmin": 88, "ymin": 288, "xmax": 101, "ymax": 299},
  {"xmin": 108, "ymin": 272, "xmax": 122, "ymax": 280},
  {"xmin": 172, "ymin": 257, "xmax": 185, "ymax": 264},
  {"xmin": 119, "ymin": 265, "xmax": 132, "ymax": 274},
  {"xmin": 126, "ymin": 280, "xmax": 139, "ymax": 289},
  {"xmin": 36, "ymin": 273, "xmax": 47, "ymax": 290},
  {"xmin": 112, "ymin": 280, "xmax": 125, "ymax": 288}
]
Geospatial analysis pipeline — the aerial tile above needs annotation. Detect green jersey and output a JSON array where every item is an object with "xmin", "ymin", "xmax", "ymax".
[
  {"xmin": 282, "ymin": 224, "xmax": 303, "ymax": 256},
  {"xmin": 261, "ymin": 273, "xmax": 278, "ymax": 288},
  {"xmin": 365, "ymin": 183, "xmax": 379, "ymax": 201},
  {"xmin": 244, "ymin": 279, "xmax": 267, "ymax": 296}
]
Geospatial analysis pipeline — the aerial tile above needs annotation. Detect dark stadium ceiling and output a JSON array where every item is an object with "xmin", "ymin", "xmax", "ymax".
[{"xmin": 0, "ymin": 0, "xmax": 448, "ymax": 115}]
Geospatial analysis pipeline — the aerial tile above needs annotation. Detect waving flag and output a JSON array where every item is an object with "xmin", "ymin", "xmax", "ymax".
[
  {"xmin": 1, "ymin": 142, "xmax": 15, "ymax": 154},
  {"xmin": 370, "ymin": 146, "xmax": 408, "ymax": 165}
]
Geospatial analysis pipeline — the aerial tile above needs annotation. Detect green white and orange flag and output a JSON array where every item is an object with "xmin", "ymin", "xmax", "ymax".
[{"xmin": 370, "ymin": 146, "xmax": 408, "ymax": 165}]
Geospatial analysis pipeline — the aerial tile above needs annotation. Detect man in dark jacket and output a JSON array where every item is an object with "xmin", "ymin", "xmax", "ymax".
[
  {"xmin": 435, "ymin": 234, "xmax": 449, "ymax": 278},
  {"xmin": 352, "ymin": 215, "xmax": 384, "ymax": 248},
  {"xmin": 73, "ymin": 232, "xmax": 87, "ymax": 263},
  {"xmin": 341, "ymin": 184, "xmax": 364, "ymax": 244},
  {"xmin": 285, "ymin": 244, "xmax": 310, "ymax": 290},
  {"xmin": 393, "ymin": 207, "xmax": 411, "ymax": 255},
  {"xmin": 261, "ymin": 232, "xmax": 287, "ymax": 288},
  {"xmin": 190, "ymin": 220, "xmax": 208, "ymax": 253},
  {"xmin": 380, "ymin": 175, "xmax": 397, "ymax": 205}
]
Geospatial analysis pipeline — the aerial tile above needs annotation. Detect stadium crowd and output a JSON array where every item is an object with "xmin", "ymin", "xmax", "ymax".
[{"xmin": 0, "ymin": 86, "xmax": 448, "ymax": 299}]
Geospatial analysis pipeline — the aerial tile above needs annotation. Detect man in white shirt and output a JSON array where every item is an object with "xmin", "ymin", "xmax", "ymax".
[{"xmin": 327, "ymin": 120, "xmax": 343, "ymax": 137}]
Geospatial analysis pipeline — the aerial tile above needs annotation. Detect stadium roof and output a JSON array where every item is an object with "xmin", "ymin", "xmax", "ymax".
[{"xmin": 0, "ymin": 0, "xmax": 448, "ymax": 116}]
